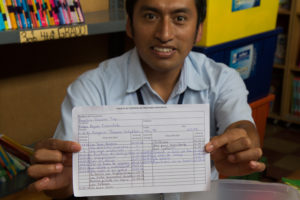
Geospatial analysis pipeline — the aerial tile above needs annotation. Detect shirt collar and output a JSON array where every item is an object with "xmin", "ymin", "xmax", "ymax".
[
  {"xmin": 176, "ymin": 53, "xmax": 209, "ymax": 94},
  {"xmin": 126, "ymin": 48, "xmax": 148, "ymax": 93},
  {"xmin": 126, "ymin": 48, "xmax": 209, "ymax": 94}
]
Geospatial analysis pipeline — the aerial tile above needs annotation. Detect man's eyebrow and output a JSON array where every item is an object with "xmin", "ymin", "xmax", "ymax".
[
  {"xmin": 139, "ymin": 6, "xmax": 192, "ymax": 15},
  {"xmin": 139, "ymin": 6, "xmax": 161, "ymax": 13}
]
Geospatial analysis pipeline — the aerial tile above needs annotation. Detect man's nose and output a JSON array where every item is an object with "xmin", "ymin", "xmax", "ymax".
[{"xmin": 155, "ymin": 18, "xmax": 174, "ymax": 43}]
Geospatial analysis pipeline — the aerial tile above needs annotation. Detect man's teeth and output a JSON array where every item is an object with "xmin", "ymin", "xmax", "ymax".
[{"xmin": 154, "ymin": 47, "xmax": 173, "ymax": 53}]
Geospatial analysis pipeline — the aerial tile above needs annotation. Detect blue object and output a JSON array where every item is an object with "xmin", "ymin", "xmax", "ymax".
[{"xmin": 193, "ymin": 28, "xmax": 282, "ymax": 103}]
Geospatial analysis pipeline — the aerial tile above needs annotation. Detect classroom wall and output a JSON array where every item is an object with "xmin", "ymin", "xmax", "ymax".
[{"xmin": 0, "ymin": 0, "xmax": 112, "ymax": 145}]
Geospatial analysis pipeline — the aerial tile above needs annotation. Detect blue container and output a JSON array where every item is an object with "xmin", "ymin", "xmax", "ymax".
[{"xmin": 193, "ymin": 28, "xmax": 281, "ymax": 103}]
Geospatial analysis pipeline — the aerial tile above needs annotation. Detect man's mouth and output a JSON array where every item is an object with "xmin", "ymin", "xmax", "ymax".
[
  {"xmin": 153, "ymin": 47, "xmax": 174, "ymax": 53},
  {"xmin": 152, "ymin": 46, "xmax": 176, "ymax": 57}
]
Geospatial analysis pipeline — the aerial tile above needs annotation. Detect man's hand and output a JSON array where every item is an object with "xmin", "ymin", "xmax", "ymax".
[
  {"xmin": 205, "ymin": 121, "xmax": 266, "ymax": 177},
  {"xmin": 27, "ymin": 139, "xmax": 81, "ymax": 198}
]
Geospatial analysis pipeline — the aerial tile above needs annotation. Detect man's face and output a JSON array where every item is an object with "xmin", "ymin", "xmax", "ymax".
[{"xmin": 126, "ymin": 0, "xmax": 202, "ymax": 75}]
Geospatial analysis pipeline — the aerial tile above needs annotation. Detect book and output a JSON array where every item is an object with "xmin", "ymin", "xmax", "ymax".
[
  {"xmin": 0, "ymin": 164, "xmax": 8, "ymax": 183},
  {"xmin": 54, "ymin": 0, "xmax": 65, "ymax": 24},
  {"xmin": 48, "ymin": 0, "xmax": 59, "ymax": 25},
  {"xmin": 2, "ymin": 0, "xmax": 12, "ymax": 29},
  {"xmin": 7, "ymin": 152, "xmax": 26, "ymax": 172},
  {"xmin": 5, "ymin": 0, "xmax": 18, "ymax": 29},
  {"xmin": 22, "ymin": 0, "xmax": 32, "ymax": 28},
  {"xmin": 26, "ymin": 0, "xmax": 38, "ymax": 28},
  {"xmin": 0, "ymin": 157, "xmax": 12, "ymax": 180},
  {"xmin": 73, "ymin": 0, "xmax": 83, "ymax": 22},
  {"xmin": 12, "ymin": 0, "xmax": 22, "ymax": 28},
  {"xmin": 0, "ymin": 5, "xmax": 5, "ymax": 30},
  {"xmin": 0, "ymin": 135, "xmax": 31, "ymax": 164},
  {"xmin": 0, "ymin": 0, "xmax": 10, "ymax": 29},
  {"xmin": 0, "ymin": 134, "xmax": 33, "ymax": 156},
  {"xmin": 0, "ymin": 145, "xmax": 17, "ymax": 176},
  {"xmin": 43, "ymin": 0, "xmax": 54, "ymax": 26},
  {"xmin": 59, "ymin": 0, "xmax": 70, "ymax": 24},
  {"xmin": 16, "ymin": 0, "xmax": 28, "ymax": 28}
]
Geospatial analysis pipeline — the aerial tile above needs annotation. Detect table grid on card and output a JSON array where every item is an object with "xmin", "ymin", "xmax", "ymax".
[{"xmin": 76, "ymin": 109, "xmax": 207, "ymax": 191}]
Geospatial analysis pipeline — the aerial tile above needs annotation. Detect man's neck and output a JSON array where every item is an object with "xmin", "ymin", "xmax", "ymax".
[{"xmin": 143, "ymin": 67, "xmax": 182, "ymax": 102}]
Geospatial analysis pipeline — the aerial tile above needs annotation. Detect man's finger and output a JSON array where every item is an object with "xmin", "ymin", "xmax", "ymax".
[
  {"xmin": 28, "ymin": 177, "xmax": 51, "ymax": 192},
  {"xmin": 227, "ymin": 148, "xmax": 263, "ymax": 163},
  {"xmin": 249, "ymin": 161, "xmax": 266, "ymax": 172},
  {"xmin": 206, "ymin": 128, "xmax": 247, "ymax": 152},
  {"xmin": 36, "ymin": 139, "xmax": 81, "ymax": 153},
  {"xmin": 225, "ymin": 137, "xmax": 252, "ymax": 153},
  {"xmin": 32, "ymin": 149, "xmax": 63, "ymax": 163},
  {"xmin": 27, "ymin": 164, "xmax": 63, "ymax": 179}
]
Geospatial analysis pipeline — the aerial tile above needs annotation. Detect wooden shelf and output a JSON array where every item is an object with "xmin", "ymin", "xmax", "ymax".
[
  {"xmin": 284, "ymin": 115, "xmax": 300, "ymax": 124},
  {"xmin": 278, "ymin": 8, "xmax": 291, "ymax": 15},
  {"xmin": 0, "ymin": 9, "xmax": 126, "ymax": 45},
  {"xmin": 273, "ymin": 64, "xmax": 285, "ymax": 69},
  {"xmin": 291, "ymin": 67, "xmax": 300, "ymax": 72}
]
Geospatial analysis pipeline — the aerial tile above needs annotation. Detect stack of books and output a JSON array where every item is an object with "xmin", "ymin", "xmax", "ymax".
[
  {"xmin": 0, "ymin": 0, "xmax": 84, "ymax": 31},
  {"xmin": 0, "ymin": 134, "xmax": 33, "ymax": 183},
  {"xmin": 291, "ymin": 77, "xmax": 300, "ymax": 117}
]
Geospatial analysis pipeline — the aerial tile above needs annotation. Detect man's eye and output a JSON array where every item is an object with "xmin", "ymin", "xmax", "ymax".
[
  {"xmin": 176, "ymin": 16, "xmax": 186, "ymax": 22},
  {"xmin": 145, "ymin": 13, "xmax": 156, "ymax": 20}
]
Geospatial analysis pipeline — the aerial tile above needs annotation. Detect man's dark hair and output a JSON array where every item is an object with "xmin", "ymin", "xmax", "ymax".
[{"xmin": 125, "ymin": 0, "xmax": 207, "ymax": 27}]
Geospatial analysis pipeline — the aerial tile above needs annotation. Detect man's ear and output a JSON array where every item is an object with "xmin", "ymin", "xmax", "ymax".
[
  {"xmin": 126, "ymin": 17, "xmax": 133, "ymax": 39},
  {"xmin": 195, "ymin": 23, "xmax": 203, "ymax": 43}
]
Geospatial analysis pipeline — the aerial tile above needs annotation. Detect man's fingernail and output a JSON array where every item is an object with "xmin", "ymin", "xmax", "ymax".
[
  {"xmin": 71, "ymin": 144, "xmax": 77, "ymax": 151},
  {"xmin": 207, "ymin": 144, "xmax": 214, "ymax": 152},
  {"xmin": 56, "ymin": 164, "xmax": 63, "ymax": 171},
  {"xmin": 250, "ymin": 161, "xmax": 258, "ymax": 169}
]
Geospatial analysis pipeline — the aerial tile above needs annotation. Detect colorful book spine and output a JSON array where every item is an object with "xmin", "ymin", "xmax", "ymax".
[
  {"xmin": 59, "ymin": 0, "xmax": 69, "ymax": 24},
  {"xmin": 54, "ymin": 0, "xmax": 64, "ymax": 24},
  {"xmin": 0, "ymin": 139, "xmax": 31, "ymax": 163},
  {"xmin": 49, "ymin": 0, "xmax": 59, "ymax": 25},
  {"xmin": 6, "ymin": 0, "xmax": 18, "ymax": 29},
  {"xmin": 73, "ymin": 0, "xmax": 83, "ymax": 22},
  {"xmin": 16, "ymin": 0, "xmax": 28, "ymax": 28},
  {"xmin": 66, "ymin": 0, "xmax": 77, "ymax": 23},
  {"xmin": 26, "ymin": 0, "xmax": 37, "ymax": 28},
  {"xmin": 0, "ymin": 0, "xmax": 10, "ymax": 29},
  {"xmin": 2, "ymin": 0, "xmax": 12, "ymax": 29},
  {"xmin": 22, "ymin": 0, "xmax": 32, "ymax": 28},
  {"xmin": 43, "ymin": 0, "xmax": 54, "ymax": 26},
  {"xmin": 0, "ymin": 164, "xmax": 8, "ymax": 182},
  {"xmin": 0, "ymin": 4, "xmax": 5, "ymax": 30},
  {"xmin": 12, "ymin": 0, "xmax": 22, "ymax": 28},
  {"xmin": 36, "ymin": 0, "xmax": 47, "ymax": 26},
  {"xmin": 0, "ymin": 156, "xmax": 12, "ymax": 179},
  {"xmin": 0, "ymin": 145, "xmax": 17, "ymax": 176}
]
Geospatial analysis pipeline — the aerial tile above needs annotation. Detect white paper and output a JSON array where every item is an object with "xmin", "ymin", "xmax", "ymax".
[{"xmin": 72, "ymin": 104, "xmax": 210, "ymax": 197}]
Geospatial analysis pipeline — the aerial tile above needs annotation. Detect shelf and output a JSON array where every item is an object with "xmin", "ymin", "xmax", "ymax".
[
  {"xmin": 0, "ymin": 9, "xmax": 126, "ymax": 45},
  {"xmin": 273, "ymin": 64, "xmax": 285, "ymax": 69},
  {"xmin": 291, "ymin": 67, "xmax": 300, "ymax": 72},
  {"xmin": 278, "ymin": 8, "xmax": 291, "ymax": 15},
  {"xmin": 284, "ymin": 115, "xmax": 300, "ymax": 124}
]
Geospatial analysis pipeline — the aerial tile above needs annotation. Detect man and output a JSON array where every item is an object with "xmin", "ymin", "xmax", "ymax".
[{"xmin": 27, "ymin": 0, "xmax": 265, "ymax": 199}]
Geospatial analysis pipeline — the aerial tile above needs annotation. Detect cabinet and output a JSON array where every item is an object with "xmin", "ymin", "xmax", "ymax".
[{"xmin": 270, "ymin": 0, "xmax": 300, "ymax": 124}]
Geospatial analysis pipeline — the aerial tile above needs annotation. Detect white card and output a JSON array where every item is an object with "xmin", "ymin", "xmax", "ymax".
[{"xmin": 72, "ymin": 104, "xmax": 210, "ymax": 197}]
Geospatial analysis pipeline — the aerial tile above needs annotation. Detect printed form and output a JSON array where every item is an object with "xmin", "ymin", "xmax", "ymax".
[{"xmin": 73, "ymin": 104, "xmax": 210, "ymax": 197}]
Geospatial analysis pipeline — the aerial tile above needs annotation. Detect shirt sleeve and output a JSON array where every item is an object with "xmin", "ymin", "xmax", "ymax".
[
  {"xmin": 214, "ymin": 68, "xmax": 254, "ymax": 135},
  {"xmin": 53, "ymin": 71, "xmax": 104, "ymax": 141}
]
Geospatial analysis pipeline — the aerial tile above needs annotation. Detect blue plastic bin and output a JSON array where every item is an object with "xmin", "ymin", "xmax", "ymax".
[{"xmin": 193, "ymin": 29, "xmax": 281, "ymax": 103}]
